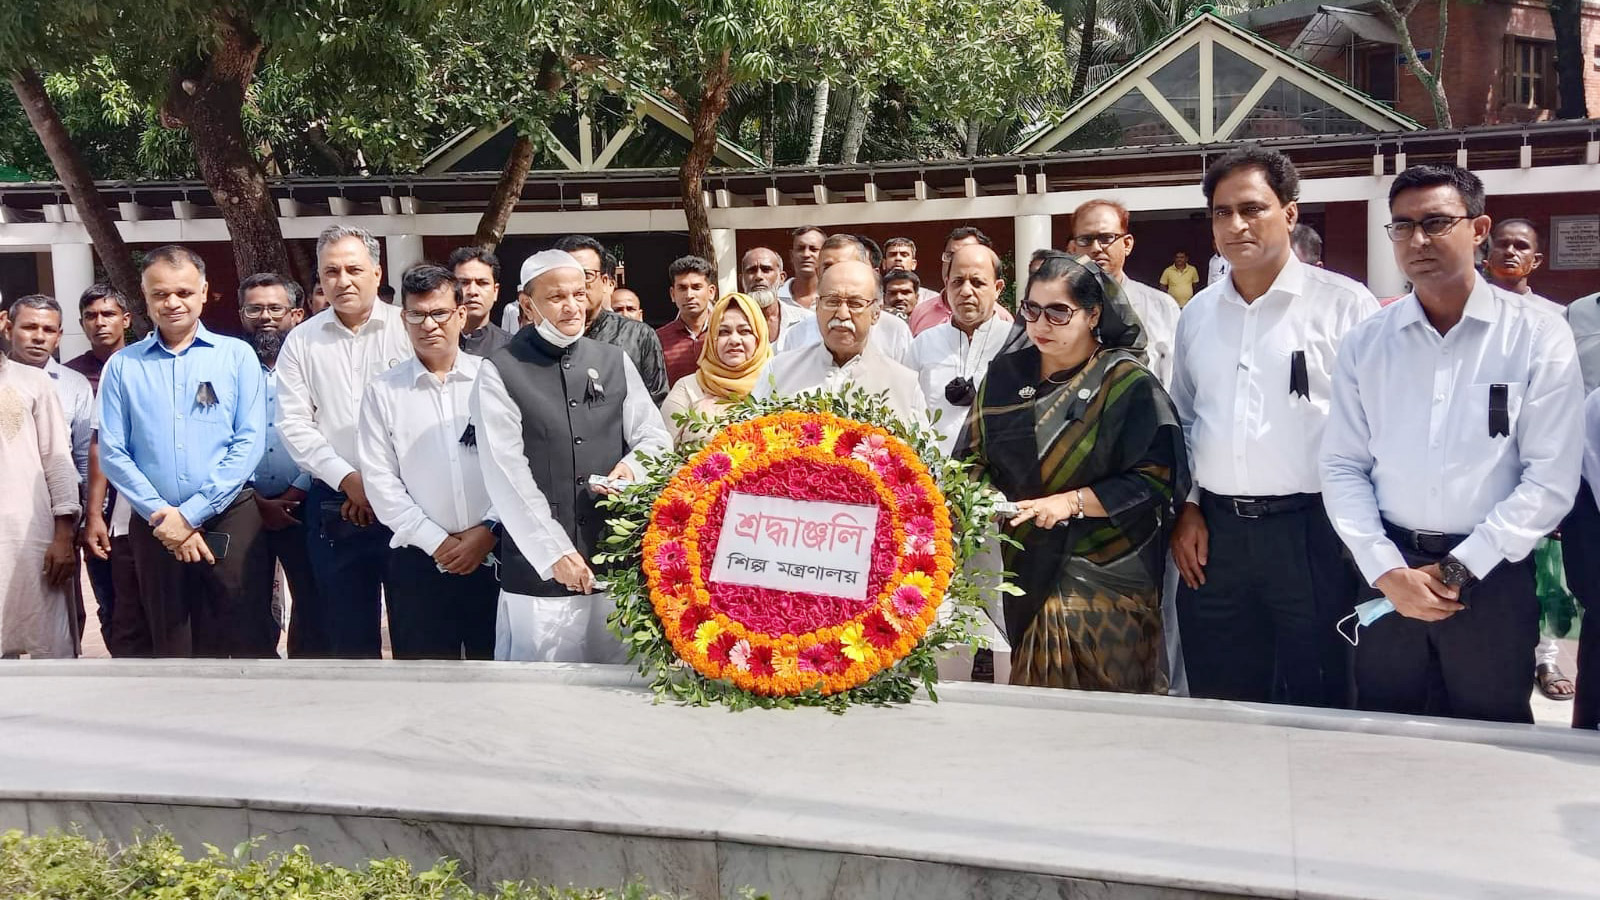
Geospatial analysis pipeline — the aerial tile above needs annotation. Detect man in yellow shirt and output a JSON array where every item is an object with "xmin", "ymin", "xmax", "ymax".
[{"xmin": 1159, "ymin": 251, "xmax": 1200, "ymax": 307}]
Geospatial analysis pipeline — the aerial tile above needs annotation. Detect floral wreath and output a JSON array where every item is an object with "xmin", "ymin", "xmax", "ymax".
[{"xmin": 596, "ymin": 387, "xmax": 1009, "ymax": 711}]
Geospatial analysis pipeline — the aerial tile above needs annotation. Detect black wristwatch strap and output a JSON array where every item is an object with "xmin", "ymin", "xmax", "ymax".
[{"xmin": 1439, "ymin": 554, "xmax": 1476, "ymax": 588}]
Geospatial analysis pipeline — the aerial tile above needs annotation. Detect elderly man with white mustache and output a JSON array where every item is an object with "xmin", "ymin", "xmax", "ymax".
[
  {"xmin": 752, "ymin": 258, "xmax": 927, "ymax": 430},
  {"xmin": 473, "ymin": 249, "xmax": 671, "ymax": 663}
]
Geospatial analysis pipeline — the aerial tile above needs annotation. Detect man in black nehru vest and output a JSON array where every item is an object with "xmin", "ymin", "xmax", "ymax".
[{"xmin": 473, "ymin": 249, "xmax": 671, "ymax": 661}]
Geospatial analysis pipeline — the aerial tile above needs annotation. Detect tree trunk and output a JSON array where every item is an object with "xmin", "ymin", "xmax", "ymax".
[
  {"xmin": 473, "ymin": 50, "xmax": 563, "ymax": 249},
  {"xmin": 1377, "ymin": 0, "xmax": 1452, "ymax": 128},
  {"xmin": 162, "ymin": 13, "xmax": 290, "ymax": 278},
  {"xmin": 10, "ymin": 67, "xmax": 145, "ymax": 321},
  {"xmin": 840, "ymin": 88, "xmax": 870, "ymax": 164},
  {"xmin": 474, "ymin": 134, "xmax": 535, "ymax": 249},
  {"xmin": 1067, "ymin": 0, "xmax": 1098, "ymax": 102},
  {"xmin": 965, "ymin": 117, "xmax": 981, "ymax": 156},
  {"xmin": 680, "ymin": 50, "xmax": 733, "ymax": 262},
  {"xmin": 760, "ymin": 82, "xmax": 776, "ymax": 166},
  {"xmin": 804, "ymin": 78, "xmax": 829, "ymax": 166},
  {"xmin": 1549, "ymin": 0, "xmax": 1588, "ymax": 118}
]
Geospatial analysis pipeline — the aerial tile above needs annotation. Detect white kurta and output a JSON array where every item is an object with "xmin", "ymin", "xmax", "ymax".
[
  {"xmin": 472, "ymin": 351, "xmax": 671, "ymax": 663},
  {"xmin": 751, "ymin": 341, "xmax": 930, "ymax": 433},
  {"xmin": 0, "ymin": 361, "xmax": 82, "ymax": 658},
  {"xmin": 907, "ymin": 315, "xmax": 1010, "ymax": 455}
]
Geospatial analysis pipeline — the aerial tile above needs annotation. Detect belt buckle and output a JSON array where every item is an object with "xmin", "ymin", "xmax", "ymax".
[
  {"xmin": 1412, "ymin": 529, "xmax": 1446, "ymax": 550},
  {"xmin": 1232, "ymin": 498, "xmax": 1262, "ymax": 519}
]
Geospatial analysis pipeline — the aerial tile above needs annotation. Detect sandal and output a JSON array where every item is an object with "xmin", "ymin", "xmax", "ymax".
[{"xmin": 1537, "ymin": 662, "xmax": 1575, "ymax": 701}]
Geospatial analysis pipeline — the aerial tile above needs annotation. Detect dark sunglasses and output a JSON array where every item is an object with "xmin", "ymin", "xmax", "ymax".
[{"xmin": 1018, "ymin": 300, "xmax": 1079, "ymax": 326}]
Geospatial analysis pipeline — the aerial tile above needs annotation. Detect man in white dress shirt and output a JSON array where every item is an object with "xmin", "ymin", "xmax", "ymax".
[
  {"xmin": 776, "ymin": 235, "xmax": 914, "ymax": 364},
  {"xmin": 908, "ymin": 244, "xmax": 1010, "ymax": 455},
  {"xmin": 1572, "ymin": 388, "xmax": 1600, "ymax": 728},
  {"xmin": 473, "ymin": 250, "xmax": 671, "ymax": 662},
  {"xmin": 1321, "ymin": 165, "xmax": 1583, "ymax": 724},
  {"xmin": 1170, "ymin": 146, "xmax": 1379, "ymax": 709},
  {"xmin": 1068, "ymin": 199, "xmax": 1181, "ymax": 387},
  {"xmin": 755, "ymin": 259, "xmax": 928, "ymax": 430},
  {"xmin": 358, "ymin": 265, "xmax": 499, "ymax": 660},
  {"xmin": 276, "ymin": 225, "xmax": 412, "ymax": 658}
]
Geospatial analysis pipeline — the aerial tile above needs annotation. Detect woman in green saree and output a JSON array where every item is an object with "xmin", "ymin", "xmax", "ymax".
[{"xmin": 959, "ymin": 254, "xmax": 1190, "ymax": 692}]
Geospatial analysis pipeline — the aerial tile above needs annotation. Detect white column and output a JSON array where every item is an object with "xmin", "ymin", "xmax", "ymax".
[
  {"xmin": 711, "ymin": 227, "xmax": 738, "ymax": 297},
  {"xmin": 51, "ymin": 243, "xmax": 95, "ymax": 359},
  {"xmin": 1365, "ymin": 192, "xmax": 1405, "ymax": 299},
  {"xmin": 384, "ymin": 233, "xmax": 424, "ymax": 293},
  {"xmin": 1013, "ymin": 214, "xmax": 1053, "ymax": 283}
]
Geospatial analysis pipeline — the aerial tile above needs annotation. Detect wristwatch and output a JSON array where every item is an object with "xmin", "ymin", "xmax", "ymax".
[{"xmin": 1437, "ymin": 554, "xmax": 1476, "ymax": 588}]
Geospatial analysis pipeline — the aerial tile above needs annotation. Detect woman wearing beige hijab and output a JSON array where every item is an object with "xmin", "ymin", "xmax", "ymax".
[{"xmin": 660, "ymin": 292, "xmax": 772, "ymax": 445}]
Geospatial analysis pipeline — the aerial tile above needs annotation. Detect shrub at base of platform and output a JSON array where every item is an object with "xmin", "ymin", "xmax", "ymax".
[
  {"xmin": 0, "ymin": 830, "xmax": 761, "ymax": 900},
  {"xmin": 597, "ymin": 387, "xmax": 1011, "ymax": 712}
]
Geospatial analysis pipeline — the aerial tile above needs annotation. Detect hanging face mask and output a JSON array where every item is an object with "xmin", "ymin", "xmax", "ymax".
[
  {"xmin": 1336, "ymin": 597, "xmax": 1395, "ymax": 647},
  {"xmin": 535, "ymin": 317, "xmax": 581, "ymax": 349}
]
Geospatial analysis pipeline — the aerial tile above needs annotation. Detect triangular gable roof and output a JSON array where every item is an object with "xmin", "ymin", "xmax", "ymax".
[
  {"xmin": 422, "ymin": 75, "xmax": 762, "ymax": 174},
  {"xmin": 1013, "ymin": 10, "xmax": 1418, "ymax": 153}
]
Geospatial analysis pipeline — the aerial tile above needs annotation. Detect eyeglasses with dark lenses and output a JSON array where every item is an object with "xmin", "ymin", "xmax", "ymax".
[
  {"xmin": 1070, "ymin": 232, "xmax": 1127, "ymax": 249},
  {"xmin": 944, "ymin": 377, "xmax": 977, "ymax": 407},
  {"xmin": 1384, "ymin": 215, "xmax": 1470, "ymax": 242},
  {"xmin": 1019, "ymin": 300, "xmax": 1079, "ymax": 326},
  {"xmin": 402, "ymin": 308, "xmax": 458, "ymax": 325}
]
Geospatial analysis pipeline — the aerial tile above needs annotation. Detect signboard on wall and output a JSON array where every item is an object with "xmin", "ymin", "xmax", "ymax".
[{"xmin": 1551, "ymin": 215, "xmax": 1600, "ymax": 271}]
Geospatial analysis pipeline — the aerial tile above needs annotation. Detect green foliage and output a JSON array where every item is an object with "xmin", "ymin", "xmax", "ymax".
[
  {"xmin": 594, "ymin": 386, "xmax": 1013, "ymax": 714},
  {"xmin": 0, "ymin": 829, "xmax": 759, "ymax": 900}
]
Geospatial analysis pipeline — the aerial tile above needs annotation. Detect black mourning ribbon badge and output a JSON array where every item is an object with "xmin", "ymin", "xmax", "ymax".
[
  {"xmin": 1289, "ymin": 351, "xmax": 1310, "ymax": 400},
  {"xmin": 1489, "ymin": 383, "xmax": 1510, "ymax": 438},
  {"xmin": 584, "ymin": 367, "xmax": 605, "ymax": 404},
  {"xmin": 459, "ymin": 423, "xmax": 477, "ymax": 448},
  {"xmin": 195, "ymin": 381, "xmax": 218, "ymax": 409},
  {"xmin": 944, "ymin": 376, "xmax": 976, "ymax": 407}
]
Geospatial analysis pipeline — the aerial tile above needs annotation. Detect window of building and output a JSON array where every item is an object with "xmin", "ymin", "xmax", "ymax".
[
  {"xmin": 1506, "ymin": 38, "xmax": 1554, "ymax": 108},
  {"xmin": 1362, "ymin": 48, "xmax": 1398, "ymax": 105}
]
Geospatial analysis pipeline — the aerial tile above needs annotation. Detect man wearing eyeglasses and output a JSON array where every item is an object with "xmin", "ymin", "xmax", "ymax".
[
  {"xmin": 554, "ymin": 235, "xmax": 669, "ymax": 404},
  {"xmin": 1069, "ymin": 200, "xmax": 1181, "ymax": 387},
  {"xmin": 909, "ymin": 226, "xmax": 1014, "ymax": 337},
  {"xmin": 357, "ymin": 264, "xmax": 499, "ymax": 659},
  {"xmin": 1321, "ymin": 164, "xmax": 1583, "ymax": 724},
  {"xmin": 237, "ymin": 272, "xmax": 321, "ymax": 658},
  {"xmin": 753, "ymin": 259, "xmax": 927, "ymax": 430},
  {"xmin": 1169, "ymin": 146, "xmax": 1378, "ymax": 710}
]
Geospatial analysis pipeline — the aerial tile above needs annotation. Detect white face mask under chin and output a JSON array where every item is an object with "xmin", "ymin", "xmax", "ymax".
[{"xmin": 535, "ymin": 316, "xmax": 581, "ymax": 349}]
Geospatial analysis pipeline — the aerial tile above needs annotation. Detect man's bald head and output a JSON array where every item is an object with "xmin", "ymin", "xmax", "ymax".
[
  {"xmin": 950, "ymin": 243, "xmax": 1002, "ymax": 279},
  {"xmin": 945, "ymin": 244, "xmax": 1004, "ymax": 334},
  {"xmin": 739, "ymin": 246, "xmax": 786, "ymax": 292}
]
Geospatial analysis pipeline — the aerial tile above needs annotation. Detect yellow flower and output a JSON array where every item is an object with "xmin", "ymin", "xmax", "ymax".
[
  {"xmin": 693, "ymin": 620, "xmax": 724, "ymax": 653},
  {"xmin": 819, "ymin": 423, "xmax": 844, "ymax": 453},
  {"xmin": 725, "ymin": 440, "xmax": 755, "ymax": 468},
  {"xmin": 839, "ymin": 622, "xmax": 872, "ymax": 663},
  {"xmin": 900, "ymin": 571, "xmax": 935, "ymax": 596}
]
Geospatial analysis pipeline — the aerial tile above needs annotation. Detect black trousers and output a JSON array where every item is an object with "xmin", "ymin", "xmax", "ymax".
[
  {"xmin": 385, "ymin": 545, "xmax": 499, "ymax": 660},
  {"xmin": 259, "ymin": 516, "xmax": 322, "ymax": 659},
  {"xmin": 1354, "ymin": 543, "xmax": 1538, "ymax": 724},
  {"xmin": 1176, "ymin": 492, "xmax": 1356, "ymax": 708},
  {"xmin": 82, "ymin": 551, "xmax": 115, "ymax": 649},
  {"xmin": 126, "ymin": 493, "xmax": 277, "ymax": 658},
  {"xmin": 304, "ymin": 480, "xmax": 393, "ymax": 658},
  {"xmin": 1563, "ymin": 480, "xmax": 1600, "ymax": 729},
  {"xmin": 105, "ymin": 536, "xmax": 150, "ymax": 657}
]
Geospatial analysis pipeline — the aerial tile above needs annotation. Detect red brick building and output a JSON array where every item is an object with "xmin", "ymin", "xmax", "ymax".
[{"xmin": 1238, "ymin": 0, "xmax": 1600, "ymax": 127}]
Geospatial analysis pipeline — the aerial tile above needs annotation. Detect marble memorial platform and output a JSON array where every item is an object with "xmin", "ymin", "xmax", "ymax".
[{"xmin": 0, "ymin": 660, "xmax": 1596, "ymax": 899}]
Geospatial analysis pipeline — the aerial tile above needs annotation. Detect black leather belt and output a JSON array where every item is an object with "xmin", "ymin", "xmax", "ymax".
[
  {"xmin": 1203, "ymin": 491, "xmax": 1316, "ymax": 519},
  {"xmin": 1383, "ymin": 521, "xmax": 1468, "ymax": 556}
]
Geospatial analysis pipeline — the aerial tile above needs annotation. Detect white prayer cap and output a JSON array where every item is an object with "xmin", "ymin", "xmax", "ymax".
[{"xmin": 519, "ymin": 249, "xmax": 585, "ymax": 290}]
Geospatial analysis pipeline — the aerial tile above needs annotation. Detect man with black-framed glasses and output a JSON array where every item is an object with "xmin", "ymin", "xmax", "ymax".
[
  {"xmin": 1070, "ymin": 199, "xmax": 1181, "ymax": 387},
  {"xmin": 1321, "ymin": 164, "xmax": 1582, "ymax": 724},
  {"xmin": 357, "ymin": 264, "xmax": 499, "ymax": 659},
  {"xmin": 754, "ymin": 259, "xmax": 927, "ymax": 429},
  {"xmin": 238, "ymin": 272, "xmax": 321, "ymax": 658},
  {"xmin": 1169, "ymin": 145, "xmax": 1378, "ymax": 710}
]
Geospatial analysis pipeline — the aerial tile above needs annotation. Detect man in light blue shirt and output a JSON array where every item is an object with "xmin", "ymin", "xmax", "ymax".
[
  {"xmin": 238, "ymin": 272, "xmax": 322, "ymax": 658},
  {"xmin": 98, "ymin": 245, "xmax": 273, "ymax": 658}
]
